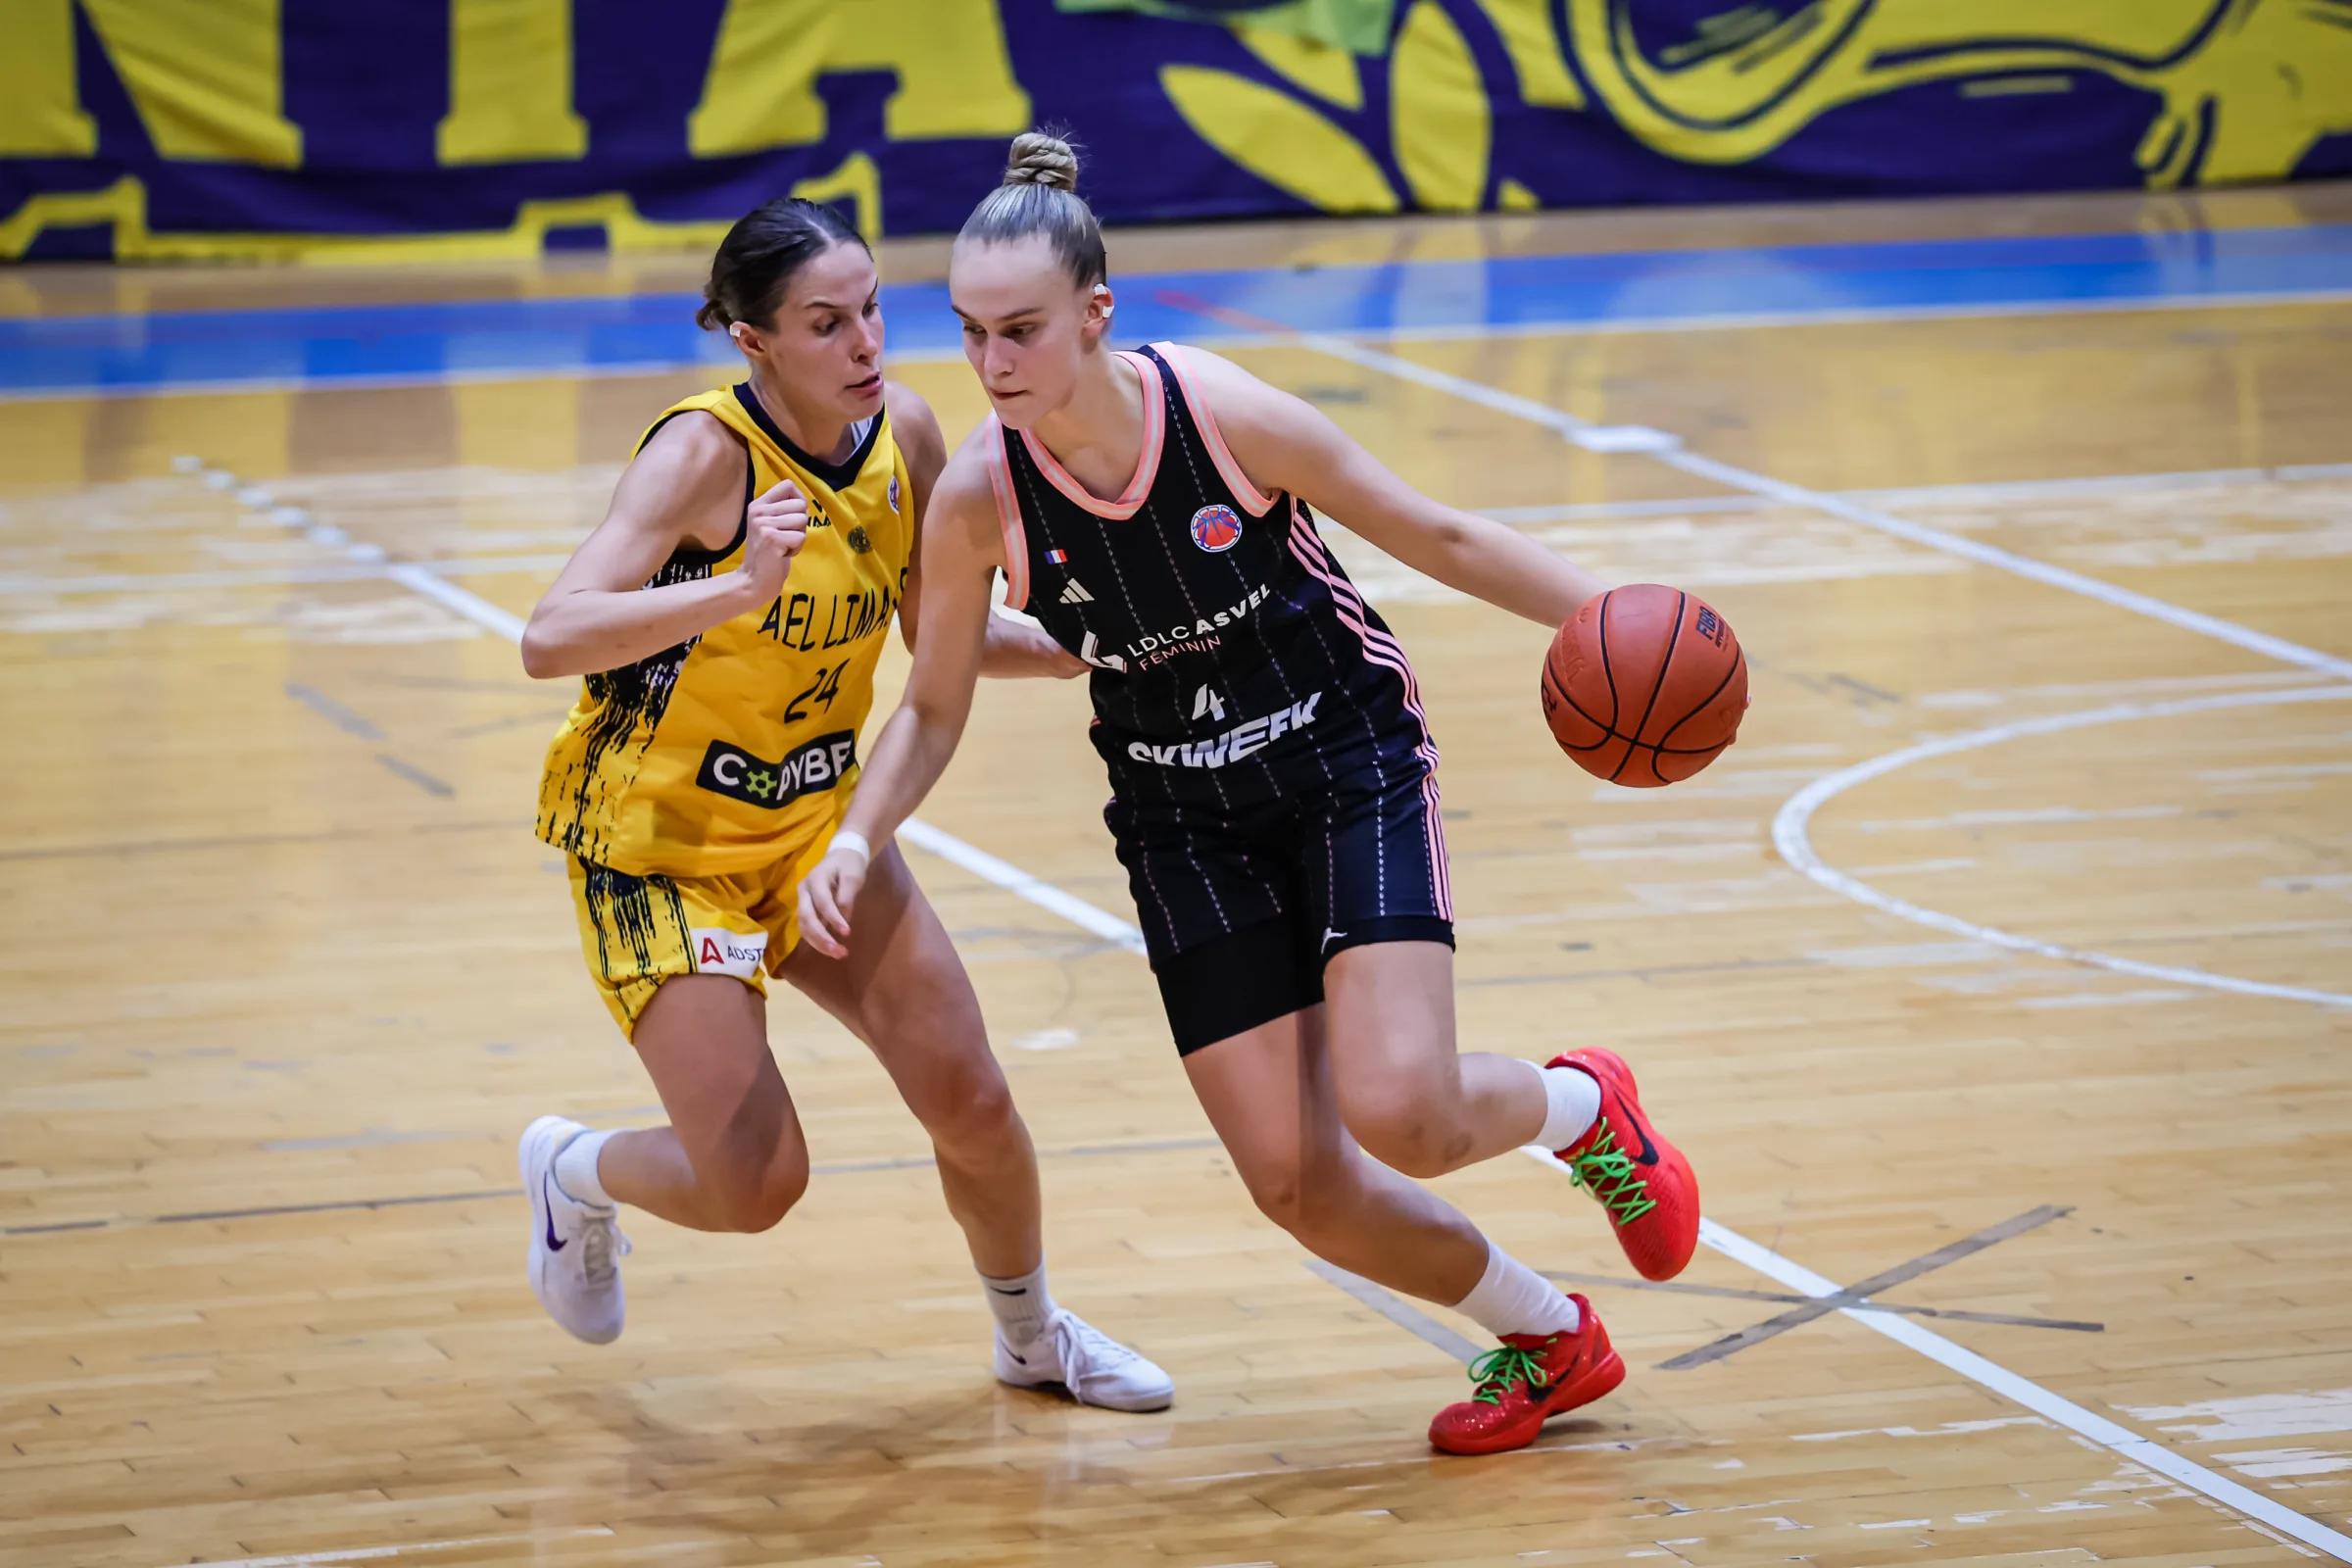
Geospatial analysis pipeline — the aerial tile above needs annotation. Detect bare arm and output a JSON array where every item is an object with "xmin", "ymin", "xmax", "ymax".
[
  {"xmin": 519, "ymin": 413, "xmax": 807, "ymax": 678},
  {"xmin": 1175, "ymin": 346, "xmax": 1607, "ymax": 628},
  {"xmin": 980, "ymin": 610, "xmax": 1088, "ymax": 677},
  {"xmin": 888, "ymin": 382, "xmax": 1081, "ymax": 679},
  {"xmin": 797, "ymin": 442, "xmax": 1006, "ymax": 956}
]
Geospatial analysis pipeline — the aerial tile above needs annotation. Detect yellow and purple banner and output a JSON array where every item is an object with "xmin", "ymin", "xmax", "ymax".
[{"xmin": 4, "ymin": 0, "xmax": 2346, "ymax": 263}]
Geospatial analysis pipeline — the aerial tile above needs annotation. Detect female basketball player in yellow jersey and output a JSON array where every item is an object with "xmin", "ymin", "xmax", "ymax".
[{"xmin": 514, "ymin": 196, "xmax": 1169, "ymax": 1412}]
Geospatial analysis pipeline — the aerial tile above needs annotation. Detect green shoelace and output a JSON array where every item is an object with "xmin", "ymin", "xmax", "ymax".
[
  {"xmin": 1466, "ymin": 1344, "xmax": 1553, "ymax": 1406},
  {"xmin": 1564, "ymin": 1124, "xmax": 1658, "ymax": 1227}
]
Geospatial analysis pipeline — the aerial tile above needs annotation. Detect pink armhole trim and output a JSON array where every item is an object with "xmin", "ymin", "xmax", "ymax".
[
  {"xmin": 1016, "ymin": 351, "xmax": 1165, "ymax": 520},
  {"xmin": 984, "ymin": 415, "xmax": 1030, "ymax": 612},
  {"xmin": 1153, "ymin": 340, "xmax": 1278, "ymax": 517}
]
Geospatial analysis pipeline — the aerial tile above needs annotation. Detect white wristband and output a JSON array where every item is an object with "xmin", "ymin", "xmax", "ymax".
[{"xmin": 828, "ymin": 829, "xmax": 872, "ymax": 866}]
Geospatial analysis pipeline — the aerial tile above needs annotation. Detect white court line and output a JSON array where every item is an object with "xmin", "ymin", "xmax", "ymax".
[
  {"xmin": 1312, "ymin": 304, "xmax": 2352, "ymax": 1553},
  {"xmin": 872, "ymin": 741, "xmax": 2352, "ymax": 1555},
  {"xmin": 326, "ymin": 422, "xmax": 2352, "ymax": 1552},
  {"xmin": 1772, "ymin": 686, "xmax": 2352, "ymax": 1009},
  {"xmin": 897, "ymin": 817, "xmax": 1147, "ymax": 954},
  {"xmin": 1503, "ymin": 1152, "xmax": 2352, "ymax": 1563},
  {"xmin": 13, "ymin": 282, "xmax": 2348, "ymax": 404},
  {"xmin": 22, "ymin": 459, "xmax": 2341, "ymax": 600},
  {"xmin": 0, "ymin": 554, "xmax": 574, "ymax": 598},
  {"xmin": 1479, "ymin": 461, "xmax": 2352, "ymax": 525},
  {"xmin": 1295, "ymin": 334, "xmax": 2352, "ymax": 997},
  {"xmin": 1347, "ymin": 284, "xmax": 2352, "ymax": 348},
  {"xmin": 1301, "ymin": 334, "xmax": 2352, "ymax": 684},
  {"xmin": 381, "ymin": 562, "xmax": 528, "ymax": 640},
  {"xmin": 168, "ymin": 1528, "xmax": 614, "ymax": 1568}
]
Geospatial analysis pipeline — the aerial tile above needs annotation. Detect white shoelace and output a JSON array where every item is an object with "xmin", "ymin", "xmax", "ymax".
[
  {"xmin": 578, "ymin": 1209, "xmax": 631, "ymax": 1286},
  {"xmin": 1052, "ymin": 1311, "xmax": 1141, "ymax": 1374}
]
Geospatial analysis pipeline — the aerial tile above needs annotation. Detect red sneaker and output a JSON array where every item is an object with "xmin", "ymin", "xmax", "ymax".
[
  {"xmin": 1428, "ymin": 1294, "xmax": 1625, "ymax": 1455},
  {"xmin": 1549, "ymin": 1048, "xmax": 1699, "ymax": 1282}
]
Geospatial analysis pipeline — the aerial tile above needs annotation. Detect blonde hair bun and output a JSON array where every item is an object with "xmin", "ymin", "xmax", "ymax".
[{"xmin": 1004, "ymin": 131, "xmax": 1079, "ymax": 191}]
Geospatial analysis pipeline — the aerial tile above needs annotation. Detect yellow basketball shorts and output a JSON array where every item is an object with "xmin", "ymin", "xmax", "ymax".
[{"xmin": 564, "ymin": 796, "xmax": 853, "ymax": 1039}]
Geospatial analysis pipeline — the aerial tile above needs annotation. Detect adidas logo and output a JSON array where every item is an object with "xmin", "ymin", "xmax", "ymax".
[{"xmin": 1058, "ymin": 578, "xmax": 1096, "ymax": 606}]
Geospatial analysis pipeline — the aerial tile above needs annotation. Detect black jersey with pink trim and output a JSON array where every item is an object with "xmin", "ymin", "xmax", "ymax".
[{"xmin": 989, "ymin": 341, "xmax": 1437, "ymax": 813}]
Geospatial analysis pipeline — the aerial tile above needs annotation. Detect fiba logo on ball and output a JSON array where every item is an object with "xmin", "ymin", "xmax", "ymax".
[{"xmin": 1189, "ymin": 504, "xmax": 1242, "ymax": 554}]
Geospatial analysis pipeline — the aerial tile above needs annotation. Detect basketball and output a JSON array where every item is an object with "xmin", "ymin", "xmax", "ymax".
[{"xmin": 1542, "ymin": 584, "xmax": 1747, "ymax": 786}]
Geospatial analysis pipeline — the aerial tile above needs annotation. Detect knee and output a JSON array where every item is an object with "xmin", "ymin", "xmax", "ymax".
[
  {"xmin": 916, "ymin": 1059, "xmax": 1022, "ymax": 1158},
  {"xmin": 1240, "ymin": 1157, "xmax": 1350, "ymax": 1243},
  {"xmin": 1345, "ymin": 1081, "xmax": 1474, "ymax": 1180},
  {"xmin": 709, "ymin": 1152, "xmax": 808, "ymax": 1234}
]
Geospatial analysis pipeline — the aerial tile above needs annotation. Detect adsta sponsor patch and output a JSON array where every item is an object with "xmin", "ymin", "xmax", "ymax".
[{"xmin": 689, "ymin": 927, "xmax": 768, "ymax": 977}]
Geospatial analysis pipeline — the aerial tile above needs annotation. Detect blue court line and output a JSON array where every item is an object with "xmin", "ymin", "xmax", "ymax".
[{"xmin": 4, "ymin": 224, "xmax": 2347, "ymax": 398}]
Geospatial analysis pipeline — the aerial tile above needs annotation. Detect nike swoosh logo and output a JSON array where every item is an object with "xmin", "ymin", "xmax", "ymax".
[
  {"xmin": 1617, "ymin": 1094, "xmax": 1659, "ymax": 1166},
  {"xmin": 542, "ymin": 1173, "xmax": 568, "ymax": 1252}
]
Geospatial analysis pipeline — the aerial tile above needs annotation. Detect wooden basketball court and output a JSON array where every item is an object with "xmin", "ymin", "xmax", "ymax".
[{"xmin": 3, "ymin": 185, "xmax": 2349, "ymax": 1566}]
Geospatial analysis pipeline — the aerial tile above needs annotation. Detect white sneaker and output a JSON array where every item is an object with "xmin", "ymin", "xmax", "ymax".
[
  {"xmin": 519, "ymin": 1114, "xmax": 630, "ymax": 1345},
  {"xmin": 994, "ymin": 1308, "xmax": 1174, "ymax": 1412}
]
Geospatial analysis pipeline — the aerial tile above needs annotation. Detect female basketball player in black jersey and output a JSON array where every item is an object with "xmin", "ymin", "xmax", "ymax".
[{"xmin": 800, "ymin": 135, "xmax": 1703, "ymax": 1455}]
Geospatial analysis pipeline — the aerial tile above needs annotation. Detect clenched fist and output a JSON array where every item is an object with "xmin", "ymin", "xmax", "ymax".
[{"xmin": 737, "ymin": 479, "xmax": 809, "ymax": 601}]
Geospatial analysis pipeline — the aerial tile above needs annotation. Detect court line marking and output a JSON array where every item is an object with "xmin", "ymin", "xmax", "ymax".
[
  {"xmin": 383, "ymin": 561, "xmax": 526, "ymax": 640},
  {"xmin": 0, "ymin": 1135, "xmax": 1230, "ymax": 1236},
  {"xmin": 1302, "ymin": 1257, "xmax": 1487, "ymax": 1363},
  {"xmin": 1298, "ymin": 317, "xmax": 2352, "ymax": 1546},
  {"xmin": 1772, "ymin": 686, "xmax": 2352, "ymax": 1009},
  {"xmin": 331, "ymin": 398, "xmax": 2352, "ymax": 1556},
  {"xmin": 11, "ymin": 283, "xmax": 2349, "ymax": 404},
  {"xmin": 830, "ymin": 752, "xmax": 2352, "ymax": 1555},
  {"xmin": 158, "ymin": 1528, "xmax": 616, "ymax": 1568},
  {"xmin": 1327, "ymin": 285, "xmax": 2352, "ymax": 346},
  {"xmin": 1155, "ymin": 296, "xmax": 2352, "ymax": 1008},
  {"xmin": 1540, "ymin": 1269, "xmax": 2102, "ymax": 1335},
  {"xmin": 0, "ymin": 554, "xmax": 575, "ymax": 597},
  {"xmin": 1519, "ymin": 1152, "xmax": 2352, "ymax": 1563},
  {"xmin": 1280, "ymin": 329, "xmax": 2352, "ymax": 684},
  {"xmin": 11, "ymin": 459, "xmax": 2348, "ymax": 602},
  {"xmin": 897, "ymin": 818, "xmax": 1148, "ymax": 954},
  {"xmin": 1659, "ymin": 1205, "xmax": 2077, "ymax": 1369},
  {"xmin": 1482, "ymin": 461, "xmax": 2352, "ymax": 525}
]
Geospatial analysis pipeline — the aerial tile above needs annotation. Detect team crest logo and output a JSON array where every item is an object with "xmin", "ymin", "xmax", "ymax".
[
  {"xmin": 1189, "ymin": 504, "xmax": 1242, "ymax": 554},
  {"xmin": 846, "ymin": 524, "xmax": 873, "ymax": 555},
  {"xmin": 886, "ymin": 475, "xmax": 901, "ymax": 514}
]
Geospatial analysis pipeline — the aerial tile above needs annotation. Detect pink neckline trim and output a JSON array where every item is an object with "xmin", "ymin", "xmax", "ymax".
[{"xmin": 1016, "ymin": 351, "xmax": 1164, "ymax": 520}]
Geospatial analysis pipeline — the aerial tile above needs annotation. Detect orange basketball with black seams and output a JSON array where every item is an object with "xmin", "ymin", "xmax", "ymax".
[{"xmin": 1542, "ymin": 584, "xmax": 1747, "ymax": 786}]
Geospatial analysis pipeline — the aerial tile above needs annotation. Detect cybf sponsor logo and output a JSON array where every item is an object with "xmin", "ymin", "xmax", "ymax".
[
  {"xmin": 698, "ymin": 730, "xmax": 857, "ymax": 808},
  {"xmin": 689, "ymin": 927, "xmax": 767, "ymax": 978}
]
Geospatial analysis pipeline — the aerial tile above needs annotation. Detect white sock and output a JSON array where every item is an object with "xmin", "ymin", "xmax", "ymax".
[
  {"xmin": 1451, "ymin": 1240, "xmax": 1580, "ymax": 1339},
  {"xmin": 1523, "ymin": 1058, "xmax": 1601, "ymax": 1151},
  {"xmin": 980, "ymin": 1259, "xmax": 1057, "ymax": 1347},
  {"xmin": 553, "ymin": 1128, "xmax": 615, "ymax": 1208}
]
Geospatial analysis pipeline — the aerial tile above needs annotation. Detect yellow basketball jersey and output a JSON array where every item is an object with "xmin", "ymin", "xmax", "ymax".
[{"xmin": 536, "ymin": 384, "xmax": 912, "ymax": 877}]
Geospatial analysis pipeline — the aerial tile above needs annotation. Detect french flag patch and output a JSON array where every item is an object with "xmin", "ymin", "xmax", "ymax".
[{"xmin": 1046, "ymin": 548, "xmax": 1068, "ymax": 564}]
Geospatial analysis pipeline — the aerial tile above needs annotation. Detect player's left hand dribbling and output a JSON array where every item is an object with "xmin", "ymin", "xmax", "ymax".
[{"xmin": 798, "ymin": 851, "xmax": 865, "ymax": 959}]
